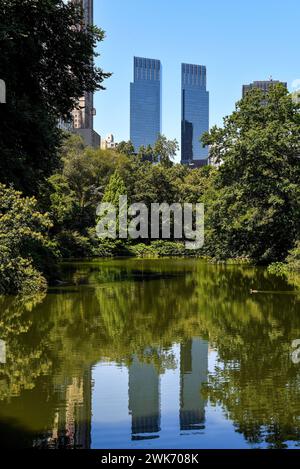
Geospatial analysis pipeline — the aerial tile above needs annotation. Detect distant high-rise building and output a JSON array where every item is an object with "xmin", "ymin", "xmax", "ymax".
[
  {"xmin": 292, "ymin": 90, "xmax": 300, "ymax": 104},
  {"xmin": 181, "ymin": 63, "xmax": 209, "ymax": 167},
  {"xmin": 101, "ymin": 133, "xmax": 118, "ymax": 150},
  {"xmin": 70, "ymin": 0, "xmax": 101, "ymax": 148},
  {"xmin": 242, "ymin": 79, "xmax": 287, "ymax": 98},
  {"xmin": 130, "ymin": 57, "xmax": 162, "ymax": 152}
]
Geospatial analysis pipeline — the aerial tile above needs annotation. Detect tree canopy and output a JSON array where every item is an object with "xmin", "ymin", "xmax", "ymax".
[
  {"xmin": 203, "ymin": 84, "xmax": 300, "ymax": 263},
  {"xmin": 0, "ymin": 184, "xmax": 54, "ymax": 295}
]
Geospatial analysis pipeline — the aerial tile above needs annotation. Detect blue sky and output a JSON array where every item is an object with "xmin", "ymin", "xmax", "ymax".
[{"xmin": 94, "ymin": 0, "xmax": 299, "ymax": 161}]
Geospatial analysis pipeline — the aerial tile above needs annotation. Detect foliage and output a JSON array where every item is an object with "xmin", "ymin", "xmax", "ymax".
[
  {"xmin": 203, "ymin": 85, "xmax": 300, "ymax": 264},
  {"xmin": 268, "ymin": 241, "xmax": 300, "ymax": 290},
  {"xmin": 47, "ymin": 174, "xmax": 77, "ymax": 228},
  {"xmin": 0, "ymin": 184, "xmax": 55, "ymax": 295},
  {"xmin": 53, "ymin": 229, "xmax": 126, "ymax": 258},
  {"xmin": 54, "ymin": 230, "xmax": 95, "ymax": 259},
  {"xmin": 47, "ymin": 135, "xmax": 125, "ymax": 232},
  {"xmin": 40, "ymin": 89, "xmax": 300, "ymax": 269},
  {"xmin": 153, "ymin": 134, "xmax": 179, "ymax": 167},
  {"xmin": 180, "ymin": 165, "xmax": 216, "ymax": 203},
  {"xmin": 286, "ymin": 240, "xmax": 300, "ymax": 271},
  {"xmin": 44, "ymin": 138, "xmax": 215, "ymax": 262},
  {"xmin": 131, "ymin": 163, "xmax": 182, "ymax": 205},
  {"xmin": 0, "ymin": 0, "xmax": 110, "ymax": 194},
  {"xmin": 117, "ymin": 141, "xmax": 135, "ymax": 156},
  {"xmin": 136, "ymin": 135, "xmax": 179, "ymax": 166},
  {"xmin": 102, "ymin": 170, "xmax": 127, "ymax": 206},
  {"xmin": 48, "ymin": 138, "xmax": 199, "ymax": 259},
  {"xmin": 267, "ymin": 262, "xmax": 289, "ymax": 276},
  {"xmin": 128, "ymin": 241, "xmax": 202, "ymax": 258},
  {"xmin": 137, "ymin": 144, "xmax": 155, "ymax": 162}
]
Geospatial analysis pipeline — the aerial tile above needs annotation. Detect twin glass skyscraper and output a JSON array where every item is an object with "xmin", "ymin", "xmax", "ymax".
[
  {"xmin": 181, "ymin": 64, "xmax": 209, "ymax": 166},
  {"xmin": 130, "ymin": 57, "xmax": 209, "ymax": 165},
  {"xmin": 130, "ymin": 57, "xmax": 162, "ymax": 152}
]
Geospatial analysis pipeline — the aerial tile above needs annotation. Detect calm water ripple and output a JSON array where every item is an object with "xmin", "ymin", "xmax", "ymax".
[{"xmin": 0, "ymin": 259, "xmax": 299, "ymax": 449}]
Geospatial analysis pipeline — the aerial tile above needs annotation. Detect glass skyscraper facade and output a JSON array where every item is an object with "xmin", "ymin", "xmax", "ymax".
[
  {"xmin": 130, "ymin": 57, "xmax": 162, "ymax": 152},
  {"xmin": 181, "ymin": 63, "xmax": 209, "ymax": 166}
]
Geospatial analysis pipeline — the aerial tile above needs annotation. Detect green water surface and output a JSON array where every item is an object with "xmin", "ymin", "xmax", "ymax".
[{"xmin": 0, "ymin": 259, "xmax": 299, "ymax": 449}]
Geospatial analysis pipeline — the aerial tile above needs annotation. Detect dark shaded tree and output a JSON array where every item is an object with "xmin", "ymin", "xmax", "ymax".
[
  {"xmin": 0, "ymin": 0, "xmax": 110, "ymax": 194},
  {"xmin": 203, "ymin": 85, "xmax": 300, "ymax": 263},
  {"xmin": 117, "ymin": 141, "xmax": 135, "ymax": 156}
]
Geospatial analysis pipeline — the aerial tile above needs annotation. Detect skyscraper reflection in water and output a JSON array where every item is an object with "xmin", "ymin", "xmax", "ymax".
[
  {"xmin": 127, "ymin": 339, "xmax": 208, "ymax": 441},
  {"xmin": 180, "ymin": 339, "xmax": 208, "ymax": 431},
  {"xmin": 34, "ymin": 368, "xmax": 92, "ymax": 449},
  {"xmin": 128, "ymin": 355, "xmax": 160, "ymax": 440}
]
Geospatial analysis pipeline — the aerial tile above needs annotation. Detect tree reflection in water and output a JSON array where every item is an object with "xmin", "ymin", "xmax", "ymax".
[{"xmin": 0, "ymin": 259, "xmax": 299, "ymax": 448}]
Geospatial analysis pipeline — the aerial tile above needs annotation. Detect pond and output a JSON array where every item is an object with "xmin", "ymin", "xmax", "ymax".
[{"xmin": 0, "ymin": 258, "xmax": 299, "ymax": 449}]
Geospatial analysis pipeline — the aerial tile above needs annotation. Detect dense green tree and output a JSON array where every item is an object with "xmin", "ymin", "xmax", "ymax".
[
  {"xmin": 117, "ymin": 141, "xmax": 135, "ymax": 156},
  {"xmin": 153, "ymin": 134, "xmax": 179, "ymax": 167},
  {"xmin": 0, "ymin": 0, "xmax": 110, "ymax": 194},
  {"xmin": 179, "ymin": 166, "xmax": 216, "ymax": 204},
  {"xmin": 202, "ymin": 85, "xmax": 300, "ymax": 263},
  {"xmin": 135, "ymin": 136, "xmax": 179, "ymax": 165},
  {"xmin": 133, "ymin": 163, "xmax": 180, "ymax": 206},
  {"xmin": 0, "ymin": 184, "xmax": 55, "ymax": 295},
  {"xmin": 116, "ymin": 154, "xmax": 144, "ymax": 200},
  {"xmin": 137, "ymin": 144, "xmax": 154, "ymax": 162},
  {"xmin": 102, "ymin": 170, "xmax": 127, "ymax": 206},
  {"xmin": 96, "ymin": 170, "xmax": 128, "ymax": 247},
  {"xmin": 47, "ymin": 135, "xmax": 125, "ymax": 231},
  {"xmin": 45, "ymin": 134, "xmax": 215, "ymax": 254},
  {"xmin": 286, "ymin": 241, "xmax": 300, "ymax": 271},
  {"xmin": 47, "ymin": 173, "xmax": 76, "ymax": 228}
]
